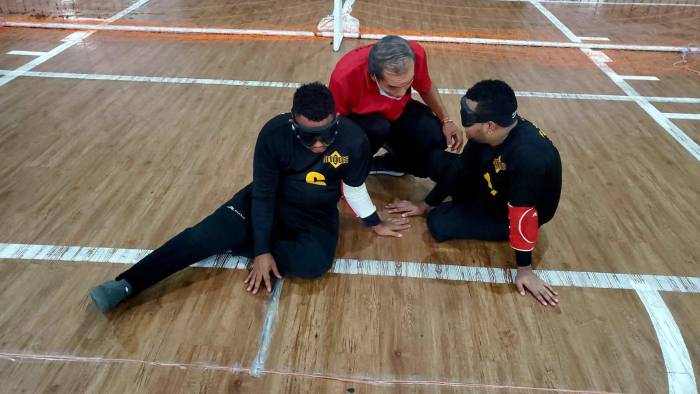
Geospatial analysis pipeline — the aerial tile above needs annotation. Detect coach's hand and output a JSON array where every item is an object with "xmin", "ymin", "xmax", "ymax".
[
  {"xmin": 372, "ymin": 217, "xmax": 411, "ymax": 237},
  {"xmin": 385, "ymin": 200, "xmax": 430, "ymax": 217},
  {"xmin": 245, "ymin": 253, "xmax": 282, "ymax": 294},
  {"xmin": 443, "ymin": 120, "xmax": 464, "ymax": 152},
  {"xmin": 514, "ymin": 266, "xmax": 559, "ymax": 306}
]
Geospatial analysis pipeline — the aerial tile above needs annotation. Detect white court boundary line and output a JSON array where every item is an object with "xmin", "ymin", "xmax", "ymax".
[
  {"xmin": 1, "ymin": 69, "xmax": 700, "ymax": 105},
  {"xmin": 6, "ymin": 50, "xmax": 48, "ymax": 56},
  {"xmin": 251, "ymin": 279, "xmax": 284, "ymax": 377},
  {"xmin": 663, "ymin": 113, "xmax": 700, "ymax": 120},
  {"xmin": 635, "ymin": 289, "xmax": 697, "ymax": 393},
  {"xmin": 3, "ymin": 21, "xmax": 699, "ymax": 54},
  {"xmin": 587, "ymin": 51, "xmax": 700, "ymax": 160},
  {"xmin": 529, "ymin": 0, "xmax": 700, "ymax": 161},
  {"xmin": 579, "ymin": 36, "xmax": 610, "ymax": 41},
  {"xmin": 619, "ymin": 75, "xmax": 660, "ymax": 81},
  {"xmin": 0, "ymin": 0, "xmax": 151, "ymax": 88},
  {"xmin": 0, "ymin": 40, "xmax": 79, "ymax": 87},
  {"xmin": 528, "ymin": 1, "xmax": 698, "ymax": 390},
  {"xmin": 0, "ymin": 351, "xmax": 622, "ymax": 393},
  {"xmin": 498, "ymin": 0, "xmax": 700, "ymax": 6},
  {"xmin": 104, "ymin": 0, "xmax": 153, "ymax": 23},
  {"xmin": 1, "ymin": 242, "xmax": 698, "ymax": 293},
  {"xmin": 2, "ymin": 241, "xmax": 698, "ymax": 392}
]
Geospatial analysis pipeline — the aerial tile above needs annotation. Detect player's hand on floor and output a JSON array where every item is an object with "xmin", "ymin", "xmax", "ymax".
[
  {"xmin": 372, "ymin": 217, "xmax": 411, "ymax": 237},
  {"xmin": 385, "ymin": 200, "xmax": 429, "ymax": 217},
  {"xmin": 514, "ymin": 266, "xmax": 559, "ymax": 306},
  {"xmin": 245, "ymin": 253, "xmax": 282, "ymax": 294}
]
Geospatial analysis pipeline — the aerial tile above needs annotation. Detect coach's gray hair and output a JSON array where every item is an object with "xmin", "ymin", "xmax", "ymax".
[{"xmin": 368, "ymin": 35, "xmax": 416, "ymax": 79}]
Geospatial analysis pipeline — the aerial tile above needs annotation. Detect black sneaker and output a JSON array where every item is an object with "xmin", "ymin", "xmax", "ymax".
[
  {"xmin": 89, "ymin": 279, "xmax": 132, "ymax": 313},
  {"xmin": 369, "ymin": 154, "xmax": 405, "ymax": 177}
]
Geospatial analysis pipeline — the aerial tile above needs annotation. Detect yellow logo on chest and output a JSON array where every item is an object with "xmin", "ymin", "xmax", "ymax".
[
  {"xmin": 493, "ymin": 156, "xmax": 507, "ymax": 173},
  {"xmin": 323, "ymin": 150, "xmax": 349, "ymax": 169}
]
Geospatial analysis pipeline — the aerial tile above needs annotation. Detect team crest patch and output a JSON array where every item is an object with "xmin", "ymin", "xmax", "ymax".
[
  {"xmin": 323, "ymin": 150, "xmax": 349, "ymax": 169},
  {"xmin": 305, "ymin": 171, "xmax": 326, "ymax": 186},
  {"xmin": 493, "ymin": 156, "xmax": 507, "ymax": 173}
]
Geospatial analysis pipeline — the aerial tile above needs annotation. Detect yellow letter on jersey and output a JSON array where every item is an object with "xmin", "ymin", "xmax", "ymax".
[{"xmin": 305, "ymin": 171, "xmax": 327, "ymax": 186}]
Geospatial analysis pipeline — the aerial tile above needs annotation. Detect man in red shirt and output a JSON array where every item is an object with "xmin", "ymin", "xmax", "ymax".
[{"xmin": 329, "ymin": 35, "xmax": 462, "ymax": 177}]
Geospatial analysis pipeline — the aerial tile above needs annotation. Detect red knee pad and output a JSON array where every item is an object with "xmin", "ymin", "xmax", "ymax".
[{"xmin": 509, "ymin": 205, "xmax": 538, "ymax": 251}]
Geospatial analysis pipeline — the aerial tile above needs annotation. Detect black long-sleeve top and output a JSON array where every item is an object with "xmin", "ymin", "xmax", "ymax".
[
  {"xmin": 251, "ymin": 113, "xmax": 375, "ymax": 257},
  {"xmin": 425, "ymin": 117, "xmax": 562, "ymax": 267}
]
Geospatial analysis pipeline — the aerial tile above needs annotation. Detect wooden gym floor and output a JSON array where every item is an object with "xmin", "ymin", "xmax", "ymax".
[{"xmin": 0, "ymin": 0, "xmax": 699, "ymax": 392}]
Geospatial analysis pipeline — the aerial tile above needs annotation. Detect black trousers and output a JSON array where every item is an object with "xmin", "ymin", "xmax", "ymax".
[
  {"xmin": 425, "ymin": 151, "xmax": 552, "ymax": 243},
  {"xmin": 117, "ymin": 184, "xmax": 339, "ymax": 295},
  {"xmin": 427, "ymin": 200, "xmax": 510, "ymax": 243},
  {"xmin": 349, "ymin": 100, "xmax": 447, "ymax": 178}
]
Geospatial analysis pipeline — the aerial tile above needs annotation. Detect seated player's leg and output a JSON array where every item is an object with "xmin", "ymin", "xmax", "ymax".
[
  {"xmin": 271, "ymin": 222, "xmax": 339, "ymax": 279},
  {"xmin": 348, "ymin": 114, "xmax": 404, "ymax": 176},
  {"xmin": 89, "ymin": 185, "xmax": 254, "ymax": 312},
  {"xmin": 389, "ymin": 100, "xmax": 447, "ymax": 177},
  {"xmin": 348, "ymin": 113, "xmax": 392, "ymax": 155},
  {"xmin": 427, "ymin": 200, "xmax": 508, "ymax": 243}
]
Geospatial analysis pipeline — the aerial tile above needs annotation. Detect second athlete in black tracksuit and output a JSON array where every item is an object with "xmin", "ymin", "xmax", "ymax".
[{"xmin": 425, "ymin": 116, "xmax": 562, "ymax": 268}]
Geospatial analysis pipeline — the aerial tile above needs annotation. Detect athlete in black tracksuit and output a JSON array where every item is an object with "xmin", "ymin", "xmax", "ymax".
[
  {"xmin": 425, "ymin": 116, "xmax": 561, "ymax": 256},
  {"xmin": 387, "ymin": 80, "xmax": 562, "ymax": 306},
  {"xmin": 90, "ymin": 83, "xmax": 407, "ymax": 313},
  {"xmin": 116, "ymin": 113, "xmax": 374, "ymax": 294}
]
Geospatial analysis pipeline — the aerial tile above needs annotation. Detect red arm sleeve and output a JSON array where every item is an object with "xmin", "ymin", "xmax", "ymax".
[{"xmin": 508, "ymin": 204, "xmax": 539, "ymax": 252}]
